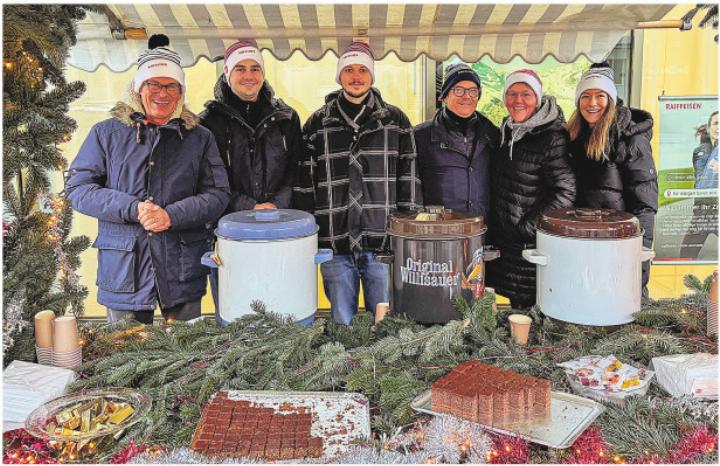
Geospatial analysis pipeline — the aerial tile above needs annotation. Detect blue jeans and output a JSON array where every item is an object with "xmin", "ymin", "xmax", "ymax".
[{"xmin": 320, "ymin": 251, "xmax": 389, "ymax": 325}]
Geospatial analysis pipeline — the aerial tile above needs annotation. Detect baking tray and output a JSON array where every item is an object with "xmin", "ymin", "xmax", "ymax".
[
  {"xmin": 217, "ymin": 390, "xmax": 371, "ymax": 458},
  {"xmin": 411, "ymin": 390, "xmax": 604, "ymax": 449}
]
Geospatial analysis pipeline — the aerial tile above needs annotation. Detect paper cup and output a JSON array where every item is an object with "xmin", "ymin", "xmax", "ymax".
[
  {"xmin": 52, "ymin": 347, "xmax": 81, "ymax": 358},
  {"xmin": 52, "ymin": 347, "xmax": 82, "ymax": 367},
  {"xmin": 35, "ymin": 345, "xmax": 53, "ymax": 365},
  {"xmin": 375, "ymin": 303, "xmax": 390, "ymax": 324},
  {"xmin": 52, "ymin": 316, "xmax": 80, "ymax": 353},
  {"xmin": 509, "ymin": 314, "xmax": 532, "ymax": 346},
  {"xmin": 34, "ymin": 310, "xmax": 56, "ymax": 348}
]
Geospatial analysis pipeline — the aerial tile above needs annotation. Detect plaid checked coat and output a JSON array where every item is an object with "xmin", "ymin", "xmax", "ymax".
[{"xmin": 293, "ymin": 88, "xmax": 422, "ymax": 254}]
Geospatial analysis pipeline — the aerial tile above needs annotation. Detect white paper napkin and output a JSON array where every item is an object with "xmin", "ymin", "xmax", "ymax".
[{"xmin": 3, "ymin": 360, "xmax": 77, "ymax": 431}]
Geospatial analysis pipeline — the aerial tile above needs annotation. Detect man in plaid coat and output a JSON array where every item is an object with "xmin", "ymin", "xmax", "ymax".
[{"xmin": 293, "ymin": 42, "xmax": 422, "ymax": 325}]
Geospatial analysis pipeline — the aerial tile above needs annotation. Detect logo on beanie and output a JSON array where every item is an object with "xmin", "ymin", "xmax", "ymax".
[{"xmin": 147, "ymin": 63, "xmax": 168, "ymax": 69}]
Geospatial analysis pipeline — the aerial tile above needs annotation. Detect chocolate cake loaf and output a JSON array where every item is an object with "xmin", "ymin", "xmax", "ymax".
[{"xmin": 431, "ymin": 360, "xmax": 551, "ymax": 428}]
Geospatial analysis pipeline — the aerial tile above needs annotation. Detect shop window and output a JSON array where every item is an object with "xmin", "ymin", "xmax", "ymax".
[{"xmin": 435, "ymin": 33, "xmax": 633, "ymax": 125}]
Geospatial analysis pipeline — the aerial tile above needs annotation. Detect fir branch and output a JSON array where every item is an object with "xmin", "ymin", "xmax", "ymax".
[
  {"xmin": 418, "ymin": 319, "xmax": 468, "ymax": 363},
  {"xmin": 591, "ymin": 325, "xmax": 685, "ymax": 365},
  {"xmin": 597, "ymin": 396, "xmax": 689, "ymax": 458},
  {"xmin": 295, "ymin": 341, "xmax": 353, "ymax": 390},
  {"xmin": 377, "ymin": 372, "xmax": 428, "ymax": 425}
]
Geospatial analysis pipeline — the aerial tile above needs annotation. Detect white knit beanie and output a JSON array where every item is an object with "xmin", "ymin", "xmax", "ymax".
[
  {"xmin": 335, "ymin": 42, "xmax": 375, "ymax": 85},
  {"xmin": 503, "ymin": 69, "xmax": 543, "ymax": 108},
  {"xmin": 575, "ymin": 63, "xmax": 618, "ymax": 104},
  {"xmin": 223, "ymin": 39, "xmax": 265, "ymax": 82},
  {"xmin": 132, "ymin": 35, "xmax": 185, "ymax": 93}
]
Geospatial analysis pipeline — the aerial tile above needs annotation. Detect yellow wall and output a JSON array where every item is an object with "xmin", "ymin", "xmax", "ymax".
[
  {"xmin": 61, "ymin": 52, "xmax": 424, "ymax": 318},
  {"xmin": 640, "ymin": 5, "xmax": 718, "ymax": 298}
]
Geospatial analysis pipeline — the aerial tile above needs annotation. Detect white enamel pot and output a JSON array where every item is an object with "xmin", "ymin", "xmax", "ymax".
[
  {"xmin": 522, "ymin": 208, "xmax": 655, "ymax": 326},
  {"xmin": 202, "ymin": 209, "xmax": 332, "ymax": 325}
]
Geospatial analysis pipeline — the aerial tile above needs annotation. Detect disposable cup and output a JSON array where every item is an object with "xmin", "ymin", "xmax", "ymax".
[
  {"xmin": 509, "ymin": 314, "xmax": 532, "ymax": 346},
  {"xmin": 375, "ymin": 302, "xmax": 390, "ymax": 324},
  {"xmin": 52, "ymin": 348, "xmax": 81, "ymax": 362},
  {"xmin": 52, "ymin": 316, "xmax": 80, "ymax": 353},
  {"xmin": 34, "ymin": 310, "xmax": 56, "ymax": 348},
  {"xmin": 35, "ymin": 345, "xmax": 53, "ymax": 365},
  {"xmin": 51, "ymin": 348, "xmax": 81, "ymax": 359}
]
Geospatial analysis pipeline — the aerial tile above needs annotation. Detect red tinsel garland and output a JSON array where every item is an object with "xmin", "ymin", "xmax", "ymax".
[
  {"xmin": 2, "ymin": 428, "xmax": 58, "ymax": 464},
  {"xmin": 560, "ymin": 426, "xmax": 612, "ymax": 464},
  {"xmin": 487, "ymin": 433, "xmax": 530, "ymax": 464},
  {"xmin": 560, "ymin": 423, "xmax": 718, "ymax": 465},
  {"xmin": 110, "ymin": 438, "xmax": 164, "ymax": 464},
  {"xmin": 666, "ymin": 424, "xmax": 718, "ymax": 464}
]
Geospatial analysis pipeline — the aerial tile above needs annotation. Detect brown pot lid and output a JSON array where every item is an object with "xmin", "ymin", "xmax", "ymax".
[
  {"xmin": 539, "ymin": 208, "xmax": 641, "ymax": 238},
  {"xmin": 387, "ymin": 205, "xmax": 486, "ymax": 238}
]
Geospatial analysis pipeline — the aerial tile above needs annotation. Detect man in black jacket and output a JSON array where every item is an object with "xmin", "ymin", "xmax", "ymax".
[
  {"xmin": 294, "ymin": 42, "xmax": 422, "ymax": 325},
  {"xmin": 200, "ymin": 39, "xmax": 303, "ymax": 320},
  {"xmin": 415, "ymin": 63, "xmax": 499, "ymax": 217}
]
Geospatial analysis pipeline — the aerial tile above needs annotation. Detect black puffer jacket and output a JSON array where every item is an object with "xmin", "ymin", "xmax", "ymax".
[
  {"xmin": 414, "ymin": 108, "xmax": 500, "ymax": 217},
  {"xmin": 199, "ymin": 76, "xmax": 303, "ymax": 214},
  {"xmin": 486, "ymin": 96, "xmax": 576, "ymax": 308},
  {"xmin": 568, "ymin": 102, "xmax": 658, "ymax": 290}
]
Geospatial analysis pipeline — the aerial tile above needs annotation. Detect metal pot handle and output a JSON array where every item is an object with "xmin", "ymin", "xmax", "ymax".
[
  {"xmin": 374, "ymin": 250, "xmax": 394, "ymax": 264},
  {"xmin": 483, "ymin": 245, "xmax": 501, "ymax": 262},
  {"xmin": 522, "ymin": 249, "xmax": 547, "ymax": 266},
  {"xmin": 315, "ymin": 249, "xmax": 334, "ymax": 265},
  {"xmin": 640, "ymin": 247, "xmax": 655, "ymax": 263},
  {"xmin": 201, "ymin": 251, "xmax": 220, "ymax": 268}
]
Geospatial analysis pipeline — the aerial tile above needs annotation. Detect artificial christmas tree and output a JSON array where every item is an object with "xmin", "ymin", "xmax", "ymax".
[{"xmin": 3, "ymin": 4, "xmax": 91, "ymax": 364}]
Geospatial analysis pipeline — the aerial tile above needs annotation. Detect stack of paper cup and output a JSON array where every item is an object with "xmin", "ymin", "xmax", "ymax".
[
  {"xmin": 708, "ymin": 270, "xmax": 718, "ymax": 337},
  {"xmin": 34, "ymin": 310, "xmax": 55, "ymax": 365},
  {"xmin": 51, "ymin": 316, "xmax": 82, "ymax": 368}
]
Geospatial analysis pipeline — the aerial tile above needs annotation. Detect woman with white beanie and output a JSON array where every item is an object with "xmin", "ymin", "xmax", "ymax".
[
  {"xmin": 567, "ymin": 62, "xmax": 658, "ymax": 297},
  {"xmin": 486, "ymin": 69, "xmax": 576, "ymax": 309}
]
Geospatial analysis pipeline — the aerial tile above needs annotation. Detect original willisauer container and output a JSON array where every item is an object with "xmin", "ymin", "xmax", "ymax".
[
  {"xmin": 522, "ymin": 208, "xmax": 656, "ymax": 326},
  {"xmin": 381, "ymin": 206, "xmax": 499, "ymax": 324}
]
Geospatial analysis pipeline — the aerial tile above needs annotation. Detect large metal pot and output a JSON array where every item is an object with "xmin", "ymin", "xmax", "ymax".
[
  {"xmin": 522, "ymin": 208, "xmax": 655, "ymax": 326},
  {"xmin": 381, "ymin": 206, "xmax": 499, "ymax": 324},
  {"xmin": 202, "ymin": 209, "xmax": 332, "ymax": 326}
]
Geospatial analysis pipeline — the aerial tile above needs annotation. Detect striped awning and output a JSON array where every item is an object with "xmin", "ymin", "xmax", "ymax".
[{"xmin": 70, "ymin": 3, "xmax": 676, "ymax": 72}]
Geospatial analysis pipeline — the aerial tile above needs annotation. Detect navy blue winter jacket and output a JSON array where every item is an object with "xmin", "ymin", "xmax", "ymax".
[
  {"xmin": 65, "ymin": 99, "xmax": 230, "ymax": 311},
  {"xmin": 414, "ymin": 108, "xmax": 500, "ymax": 217}
]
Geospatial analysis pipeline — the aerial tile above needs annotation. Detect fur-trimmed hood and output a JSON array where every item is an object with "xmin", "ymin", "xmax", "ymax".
[{"xmin": 110, "ymin": 84, "xmax": 199, "ymax": 130}]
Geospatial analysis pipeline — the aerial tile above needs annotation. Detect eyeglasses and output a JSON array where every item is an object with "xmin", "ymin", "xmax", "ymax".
[
  {"xmin": 144, "ymin": 81, "xmax": 182, "ymax": 96},
  {"xmin": 451, "ymin": 86, "xmax": 479, "ymax": 98}
]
